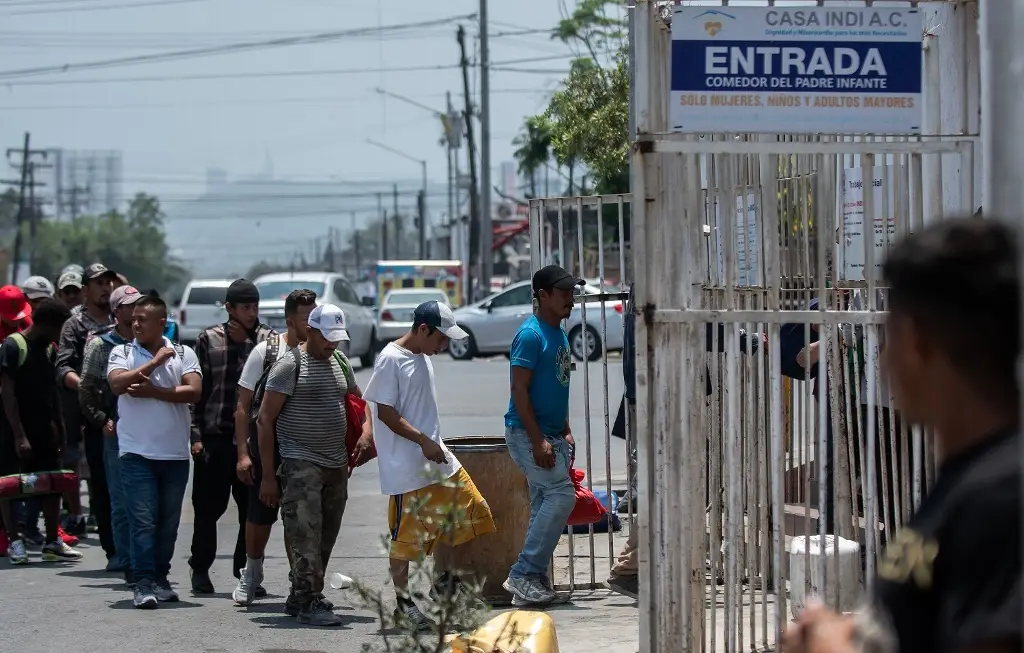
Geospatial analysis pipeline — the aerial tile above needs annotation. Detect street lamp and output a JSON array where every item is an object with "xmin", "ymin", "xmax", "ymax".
[{"xmin": 366, "ymin": 138, "xmax": 429, "ymax": 259}]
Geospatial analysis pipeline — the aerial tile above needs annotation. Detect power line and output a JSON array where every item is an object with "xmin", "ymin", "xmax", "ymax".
[
  {"xmin": 0, "ymin": 14, "xmax": 474, "ymax": 79},
  {"xmin": 0, "ymin": 87, "xmax": 554, "ymax": 111},
  {"xmin": 2, "ymin": 0, "xmax": 209, "ymax": 16},
  {"xmin": 0, "ymin": 54, "xmax": 573, "ymax": 86}
]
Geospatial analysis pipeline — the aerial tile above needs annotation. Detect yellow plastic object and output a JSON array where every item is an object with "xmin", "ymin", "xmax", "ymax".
[{"xmin": 449, "ymin": 610, "xmax": 559, "ymax": 653}]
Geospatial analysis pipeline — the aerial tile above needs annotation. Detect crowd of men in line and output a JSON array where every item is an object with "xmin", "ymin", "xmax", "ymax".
[{"xmin": 0, "ymin": 260, "xmax": 600, "ymax": 632}]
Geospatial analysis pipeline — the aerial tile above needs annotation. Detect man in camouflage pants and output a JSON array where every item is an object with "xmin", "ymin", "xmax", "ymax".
[{"xmin": 254, "ymin": 304, "xmax": 364, "ymax": 627}]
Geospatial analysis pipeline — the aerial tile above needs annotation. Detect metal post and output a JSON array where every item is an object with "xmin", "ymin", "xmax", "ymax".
[
  {"xmin": 11, "ymin": 132, "xmax": 30, "ymax": 285},
  {"xmin": 420, "ymin": 160, "xmax": 428, "ymax": 259},
  {"xmin": 479, "ymin": 0, "xmax": 494, "ymax": 293},
  {"xmin": 981, "ymin": 0, "xmax": 1024, "ymax": 217},
  {"xmin": 446, "ymin": 91, "xmax": 456, "ymax": 259}
]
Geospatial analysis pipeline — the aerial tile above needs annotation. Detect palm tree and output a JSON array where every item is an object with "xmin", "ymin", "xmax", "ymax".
[{"xmin": 512, "ymin": 115, "xmax": 553, "ymax": 198}]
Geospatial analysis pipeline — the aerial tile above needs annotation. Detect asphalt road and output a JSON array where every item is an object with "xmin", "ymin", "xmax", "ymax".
[{"xmin": 1, "ymin": 355, "xmax": 637, "ymax": 653}]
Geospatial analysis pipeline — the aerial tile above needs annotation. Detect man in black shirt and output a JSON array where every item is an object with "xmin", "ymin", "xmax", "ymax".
[
  {"xmin": 0, "ymin": 299, "xmax": 83, "ymax": 563},
  {"xmin": 783, "ymin": 218, "xmax": 1021, "ymax": 653}
]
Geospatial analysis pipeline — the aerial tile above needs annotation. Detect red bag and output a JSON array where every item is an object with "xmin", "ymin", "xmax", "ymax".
[
  {"xmin": 345, "ymin": 392, "xmax": 377, "ymax": 469},
  {"xmin": 565, "ymin": 467, "xmax": 608, "ymax": 527},
  {"xmin": 0, "ymin": 470, "xmax": 79, "ymax": 500}
]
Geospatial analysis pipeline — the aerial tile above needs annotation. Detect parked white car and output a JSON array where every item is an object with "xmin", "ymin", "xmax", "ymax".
[
  {"xmin": 447, "ymin": 280, "xmax": 625, "ymax": 361},
  {"xmin": 253, "ymin": 271, "xmax": 377, "ymax": 367},
  {"xmin": 376, "ymin": 288, "xmax": 451, "ymax": 347},
  {"xmin": 177, "ymin": 278, "xmax": 234, "ymax": 344}
]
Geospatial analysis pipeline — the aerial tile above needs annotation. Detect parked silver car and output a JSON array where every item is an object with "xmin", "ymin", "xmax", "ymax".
[
  {"xmin": 375, "ymin": 288, "xmax": 451, "ymax": 347},
  {"xmin": 447, "ymin": 280, "xmax": 625, "ymax": 361},
  {"xmin": 176, "ymin": 278, "xmax": 234, "ymax": 345},
  {"xmin": 253, "ymin": 271, "xmax": 377, "ymax": 367}
]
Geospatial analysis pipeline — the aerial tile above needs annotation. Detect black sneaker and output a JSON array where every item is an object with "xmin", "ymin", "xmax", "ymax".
[
  {"xmin": 62, "ymin": 515, "xmax": 87, "ymax": 537},
  {"xmin": 190, "ymin": 569, "xmax": 214, "ymax": 594},
  {"xmin": 604, "ymin": 575, "xmax": 639, "ymax": 599},
  {"xmin": 124, "ymin": 570, "xmax": 136, "ymax": 589},
  {"xmin": 86, "ymin": 514, "xmax": 98, "ymax": 533},
  {"xmin": 22, "ymin": 530, "xmax": 44, "ymax": 547},
  {"xmin": 297, "ymin": 599, "xmax": 342, "ymax": 627},
  {"xmin": 394, "ymin": 598, "xmax": 433, "ymax": 632},
  {"xmin": 284, "ymin": 593, "xmax": 300, "ymax": 617}
]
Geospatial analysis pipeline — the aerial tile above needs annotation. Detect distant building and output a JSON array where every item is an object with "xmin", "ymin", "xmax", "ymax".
[
  {"xmin": 42, "ymin": 149, "xmax": 123, "ymax": 221},
  {"xmin": 500, "ymin": 161, "xmax": 517, "ymax": 198}
]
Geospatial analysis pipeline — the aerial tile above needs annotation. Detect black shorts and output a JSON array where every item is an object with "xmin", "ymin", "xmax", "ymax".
[
  {"xmin": 0, "ymin": 430, "xmax": 61, "ymax": 477},
  {"xmin": 247, "ymin": 432, "xmax": 281, "ymax": 526}
]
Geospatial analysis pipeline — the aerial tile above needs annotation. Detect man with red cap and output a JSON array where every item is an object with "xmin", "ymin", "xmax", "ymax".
[{"xmin": 0, "ymin": 285, "xmax": 32, "ymax": 342}]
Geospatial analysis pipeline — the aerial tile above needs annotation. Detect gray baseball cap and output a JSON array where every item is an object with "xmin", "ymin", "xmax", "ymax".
[
  {"xmin": 20, "ymin": 275, "xmax": 55, "ymax": 300},
  {"xmin": 58, "ymin": 270, "xmax": 84, "ymax": 290}
]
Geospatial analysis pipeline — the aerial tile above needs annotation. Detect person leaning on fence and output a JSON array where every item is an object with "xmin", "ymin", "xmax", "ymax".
[
  {"xmin": 362, "ymin": 300, "xmax": 495, "ymax": 632},
  {"xmin": 782, "ymin": 218, "xmax": 1021, "ymax": 653},
  {"xmin": 503, "ymin": 264, "xmax": 583, "ymax": 607}
]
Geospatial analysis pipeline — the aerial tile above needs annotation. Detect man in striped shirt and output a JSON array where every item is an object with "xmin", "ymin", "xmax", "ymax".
[{"xmin": 256, "ymin": 303, "xmax": 361, "ymax": 627}]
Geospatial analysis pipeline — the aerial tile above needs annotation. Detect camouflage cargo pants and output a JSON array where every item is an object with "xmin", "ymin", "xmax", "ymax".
[{"xmin": 279, "ymin": 458, "xmax": 348, "ymax": 608}]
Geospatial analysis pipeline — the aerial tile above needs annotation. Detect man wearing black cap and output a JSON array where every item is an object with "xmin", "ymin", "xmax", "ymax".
[
  {"xmin": 56, "ymin": 262, "xmax": 118, "ymax": 538},
  {"xmin": 188, "ymin": 278, "xmax": 274, "ymax": 594},
  {"xmin": 503, "ymin": 264, "xmax": 582, "ymax": 606}
]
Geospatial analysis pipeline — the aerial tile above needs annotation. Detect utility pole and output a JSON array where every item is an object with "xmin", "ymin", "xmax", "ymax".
[
  {"xmin": 457, "ymin": 25, "xmax": 481, "ymax": 301},
  {"xmin": 446, "ymin": 90, "xmax": 456, "ymax": 256},
  {"xmin": 478, "ymin": 0, "xmax": 494, "ymax": 294},
  {"xmin": 4, "ymin": 133, "xmax": 50, "ymax": 284},
  {"xmin": 65, "ymin": 185, "xmax": 90, "ymax": 223},
  {"xmin": 379, "ymin": 193, "xmax": 388, "ymax": 261},
  {"xmin": 351, "ymin": 211, "xmax": 362, "ymax": 278},
  {"xmin": 392, "ymin": 183, "xmax": 402, "ymax": 259}
]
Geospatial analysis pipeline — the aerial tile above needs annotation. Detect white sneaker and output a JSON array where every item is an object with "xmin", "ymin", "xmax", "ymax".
[
  {"xmin": 232, "ymin": 566, "xmax": 256, "ymax": 606},
  {"xmin": 41, "ymin": 539, "xmax": 82, "ymax": 561},
  {"xmin": 7, "ymin": 539, "xmax": 28, "ymax": 565}
]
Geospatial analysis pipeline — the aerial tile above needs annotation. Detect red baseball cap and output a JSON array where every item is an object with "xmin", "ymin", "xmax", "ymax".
[{"xmin": 0, "ymin": 285, "xmax": 31, "ymax": 322}]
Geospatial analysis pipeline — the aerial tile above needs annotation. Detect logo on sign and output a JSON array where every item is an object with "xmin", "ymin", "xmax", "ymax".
[{"xmin": 693, "ymin": 9, "xmax": 735, "ymax": 36}]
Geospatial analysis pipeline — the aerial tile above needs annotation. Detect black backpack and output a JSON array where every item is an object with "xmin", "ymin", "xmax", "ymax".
[{"xmin": 248, "ymin": 336, "xmax": 282, "ymax": 422}]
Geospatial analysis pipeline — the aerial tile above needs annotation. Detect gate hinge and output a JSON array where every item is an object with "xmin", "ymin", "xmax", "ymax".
[{"xmin": 642, "ymin": 302, "xmax": 656, "ymax": 328}]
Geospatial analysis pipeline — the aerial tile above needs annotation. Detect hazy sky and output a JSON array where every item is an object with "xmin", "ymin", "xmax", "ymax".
[{"xmin": 0, "ymin": 0, "xmax": 586, "ymax": 206}]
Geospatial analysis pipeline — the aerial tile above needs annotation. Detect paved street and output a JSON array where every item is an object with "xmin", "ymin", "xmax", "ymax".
[{"xmin": 2, "ymin": 355, "xmax": 639, "ymax": 653}]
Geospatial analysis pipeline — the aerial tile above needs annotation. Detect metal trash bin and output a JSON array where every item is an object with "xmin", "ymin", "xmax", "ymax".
[{"xmin": 444, "ymin": 435, "xmax": 530, "ymax": 606}]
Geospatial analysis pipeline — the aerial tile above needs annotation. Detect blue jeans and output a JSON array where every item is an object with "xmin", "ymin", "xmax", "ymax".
[
  {"xmin": 103, "ymin": 435, "xmax": 131, "ymax": 569},
  {"xmin": 120, "ymin": 453, "xmax": 189, "ymax": 584},
  {"xmin": 505, "ymin": 427, "xmax": 576, "ymax": 579}
]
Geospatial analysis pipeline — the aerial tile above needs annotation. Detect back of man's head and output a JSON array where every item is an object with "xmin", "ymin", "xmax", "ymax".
[
  {"xmin": 883, "ymin": 217, "xmax": 1019, "ymax": 406},
  {"xmin": 32, "ymin": 298, "xmax": 72, "ymax": 331}
]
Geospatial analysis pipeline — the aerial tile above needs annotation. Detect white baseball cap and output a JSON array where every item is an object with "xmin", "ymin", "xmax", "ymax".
[
  {"xmin": 21, "ymin": 275, "xmax": 55, "ymax": 300},
  {"xmin": 308, "ymin": 303, "xmax": 350, "ymax": 343},
  {"xmin": 413, "ymin": 300, "xmax": 469, "ymax": 340}
]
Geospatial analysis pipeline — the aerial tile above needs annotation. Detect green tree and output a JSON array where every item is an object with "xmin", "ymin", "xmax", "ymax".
[
  {"xmin": 512, "ymin": 115, "xmax": 553, "ymax": 198},
  {"xmin": 34, "ymin": 193, "xmax": 189, "ymax": 291},
  {"xmin": 546, "ymin": 49, "xmax": 629, "ymax": 194}
]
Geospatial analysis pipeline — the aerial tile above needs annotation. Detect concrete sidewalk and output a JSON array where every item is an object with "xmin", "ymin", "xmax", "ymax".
[{"xmin": 1, "ymin": 470, "xmax": 640, "ymax": 653}]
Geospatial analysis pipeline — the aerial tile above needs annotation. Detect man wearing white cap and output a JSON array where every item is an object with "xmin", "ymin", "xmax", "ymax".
[
  {"xmin": 56, "ymin": 270, "xmax": 84, "ymax": 312},
  {"xmin": 362, "ymin": 300, "xmax": 496, "ymax": 631},
  {"xmin": 256, "ymin": 304, "xmax": 364, "ymax": 627}
]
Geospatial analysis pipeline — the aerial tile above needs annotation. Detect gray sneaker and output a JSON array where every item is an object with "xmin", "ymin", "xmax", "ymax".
[
  {"xmin": 297, "ymin": 599, "xmax": 342, "ymax": 627},
  {"xmin": 133, "ymin": 580, "xmax": 158, "ymax": 609},
  {"xmin": 394, "ymin": 600, "xmax": 433, "ymax": 632},
  {"xmin": 153, "ymin": 579, "xmax": 179, "ymax": 602},
  {"xmin": 503, "ymin": 575, "xmax": 557, "ymax": 605}
]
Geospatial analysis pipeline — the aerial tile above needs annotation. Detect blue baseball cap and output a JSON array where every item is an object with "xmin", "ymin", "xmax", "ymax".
[{"xmin": 413, "ymin": 300, "xmax": 468, "ymax": 340}]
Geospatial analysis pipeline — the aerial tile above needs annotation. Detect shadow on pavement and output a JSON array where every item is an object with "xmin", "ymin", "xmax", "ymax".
[
  {"xmin": 57, "ymin": 568, "xmax": 121, "ymax": 580},
  {"xmin": 79, "ymin": 582, "xmax": 132, "ymax": 592},
  {"xmin": 109, "ymin": 599, "xmax": 203, "ymax": 609},
  {"xmin": 249, "ymin": 613, "xmax": 376, "ymax": 630}
]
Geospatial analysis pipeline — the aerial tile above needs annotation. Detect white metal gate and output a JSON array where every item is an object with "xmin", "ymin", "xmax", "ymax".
[
  {"xmin": 521, "ymin": 2, "xmax": 983, "ymax": 652},
  {"xmin": 528, "ymin": 194, "xmax": 636, "ymax": 592}
]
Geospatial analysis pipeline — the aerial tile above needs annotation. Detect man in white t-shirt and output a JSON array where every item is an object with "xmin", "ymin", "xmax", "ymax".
[
  {"xmin": 362, "ymin": 300, "xmax": 496, "ymax": 632},
  {"xmin": 107, "ymin": 295, "xmax": 202, "ymax": 610},
  {"xmin": 231, "ymin": 288, "xmax": 316, "ymax": 609}
]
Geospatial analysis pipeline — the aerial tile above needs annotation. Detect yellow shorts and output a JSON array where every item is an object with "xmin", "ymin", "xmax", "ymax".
[{"xmin": 387, "ymin": 467, "xmax": 497, "ymax": 561}]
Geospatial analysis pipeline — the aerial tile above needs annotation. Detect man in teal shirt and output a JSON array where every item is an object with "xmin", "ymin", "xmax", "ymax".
[{"xmin": 503, "ymin": 264, "xmax": 581, "ymax": 606}]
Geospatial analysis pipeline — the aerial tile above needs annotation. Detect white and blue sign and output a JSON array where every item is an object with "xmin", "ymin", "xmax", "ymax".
[{"xmin": 670, "ymin": 6, "xmax": 923, "ymax": 134}]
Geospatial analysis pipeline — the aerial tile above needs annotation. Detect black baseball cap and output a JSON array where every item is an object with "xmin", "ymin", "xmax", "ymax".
[
  {"xmin": 85, "ymin": 262, "xmax": 118, "ymax": 282},
  {"xmin": 532, "ymin": 265, "xmax": 584, "ymax": 293}
]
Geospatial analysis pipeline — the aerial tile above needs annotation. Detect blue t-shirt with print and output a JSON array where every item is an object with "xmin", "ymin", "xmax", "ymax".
[{"xmin": 504, "ymin": 315, "xmax": 572, "ymax": 437}]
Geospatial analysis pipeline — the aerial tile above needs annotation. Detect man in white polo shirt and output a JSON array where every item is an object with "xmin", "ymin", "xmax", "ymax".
[{"xmin": 107, "ymin": 295, "xmax": 202, "ymax": 610}]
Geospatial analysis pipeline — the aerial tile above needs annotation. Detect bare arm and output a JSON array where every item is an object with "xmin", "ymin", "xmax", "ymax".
[
  {"xmin": 376, "ymin": 403, "xmax": 428, "ymax": 446},
  {"xmin": 235, "ymin": 387, "xmax": 254, "ymax": 461},
  {"xmin": 796, "ymin": 341, "xmax": 821, "ymax": 369},
  {"xmin": 257, "ymin": 391, "xmax": 286, "ymax": 483},
  {"xmin": 108, "ymin": 356, "xmax": 166, "ymax": 395},
  {"xmin": 145, "ymin": 371, "xmax": 202, "ymax": 404},
  {"xmin": 511, "ymin": 366, "xmax": 545, "ymax": 446}
]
